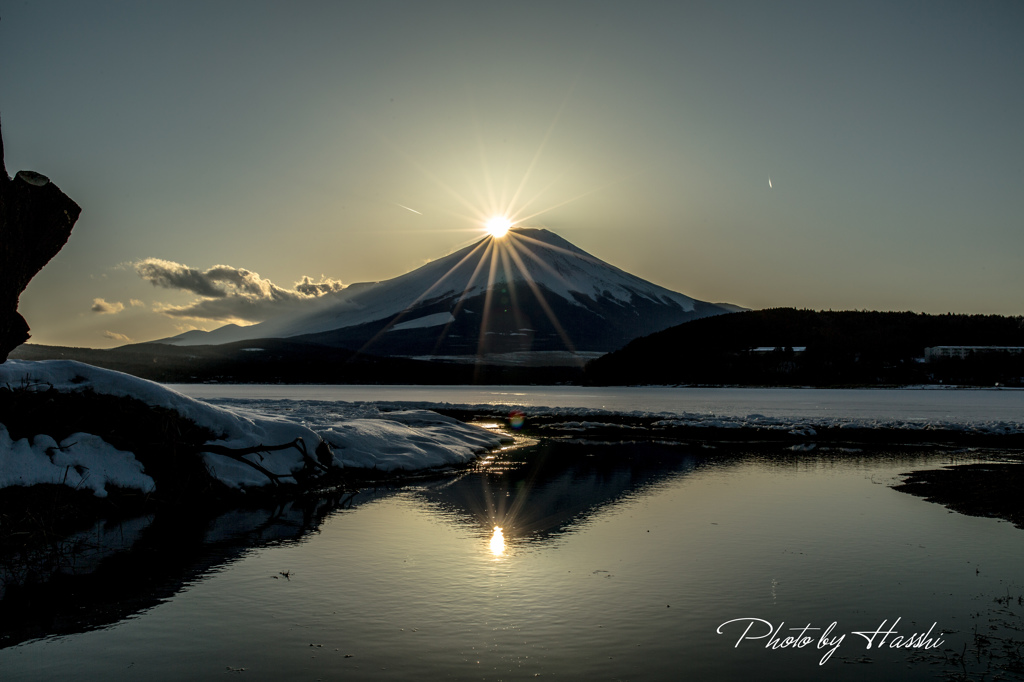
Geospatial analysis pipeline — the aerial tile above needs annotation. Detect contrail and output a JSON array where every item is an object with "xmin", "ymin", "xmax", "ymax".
[
  {"xmin": 768, "ymin": 177, "xmax": 772, "ymax": 189},
  {"xmin": 397, "ymin": 203, "xmax": 423, "ymax": 215}
]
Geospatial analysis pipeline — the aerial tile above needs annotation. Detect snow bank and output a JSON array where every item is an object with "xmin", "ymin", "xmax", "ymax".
[
  {"xmin": 0, "ymin": 425, "xmax": 155, "ymax": 498},
  {"xmin": 201, "ymin": 398, "xmax": 509, "ymax": 470},
  {"xmin": 0, "ymin": 361, "xmax": 506, "ymax": 494}
]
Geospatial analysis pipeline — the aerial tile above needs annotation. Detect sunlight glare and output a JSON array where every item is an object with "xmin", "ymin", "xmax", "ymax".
[
  {"xmin": 486, "ymin": 216, "xmax": 513, "ymax": 238},
  {"xmin": 489, "ymin": 526, "xmax": 506, "ymax": 556}
]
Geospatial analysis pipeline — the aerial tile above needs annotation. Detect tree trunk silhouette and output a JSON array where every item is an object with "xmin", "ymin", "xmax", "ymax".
[{"xmin": 0, "ymin": 114, "xmax": 82, "ymax": 362}]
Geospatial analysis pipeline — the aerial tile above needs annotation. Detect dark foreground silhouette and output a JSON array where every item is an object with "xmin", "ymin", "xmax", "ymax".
[{"xmin": 0, "ymin": 116, "xmax": 81, "ymax": 362}]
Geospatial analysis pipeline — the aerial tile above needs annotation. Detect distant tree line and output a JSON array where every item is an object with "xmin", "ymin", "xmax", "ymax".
[{"xmin": 583, "ymin": 309, "xmax": 1024, "ymax": 387}]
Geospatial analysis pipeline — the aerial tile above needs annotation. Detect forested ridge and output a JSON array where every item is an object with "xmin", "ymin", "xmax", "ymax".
[{"xmin": 584, "ymin": 309, "xmax": 1024, "ymax": 386}]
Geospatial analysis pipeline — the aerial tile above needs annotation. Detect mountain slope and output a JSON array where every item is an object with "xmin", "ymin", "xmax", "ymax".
[{"xmin": 158, "ymin": 228, "xmax": 738, "ymax": 357}]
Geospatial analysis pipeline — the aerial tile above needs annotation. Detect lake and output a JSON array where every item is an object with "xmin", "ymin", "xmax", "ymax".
[
  {"xmin": 167, "ymin": 383, "xmax": 1024, "ymax": 424},
  {"xmin": 2, "ymin": 436, "xmax": 1022, "ymax": 681}
]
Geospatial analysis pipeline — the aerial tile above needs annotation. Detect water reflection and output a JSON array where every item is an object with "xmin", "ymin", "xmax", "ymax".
[
  {"xmin": 416, "ymin": 440, "xmax": 705, "ymax": 552},
  {"xmin": 0, "ymin": 487, "xmax": 372, "ymax": 648},
  {"xmin": 489, "ymin": 526, "xmax": 505, "ymax": 557},
  {"xmin": 1, "ymin": 438, "xmax": 1011, "ymax": 672}
]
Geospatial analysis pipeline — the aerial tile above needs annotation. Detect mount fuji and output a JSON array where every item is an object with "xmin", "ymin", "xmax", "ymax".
[{"xmin": 156, "ymin": 228, "xmax": 741, "ymax": 360}]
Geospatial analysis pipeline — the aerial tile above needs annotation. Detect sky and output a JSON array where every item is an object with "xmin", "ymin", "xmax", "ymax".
[{"xmin": 2, "ymin": 0, "xmax": 1022, "ymax": 348}]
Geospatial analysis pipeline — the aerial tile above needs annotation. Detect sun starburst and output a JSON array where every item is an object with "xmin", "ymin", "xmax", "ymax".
[{"xmin": 485, "ymin": 216, "xmax": 512, "ymax": 238}]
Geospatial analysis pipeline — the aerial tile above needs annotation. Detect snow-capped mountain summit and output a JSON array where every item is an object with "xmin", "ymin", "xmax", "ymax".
[{"xmin": 158, "ymin": 228, "xmax": 739, "ymax": 357}]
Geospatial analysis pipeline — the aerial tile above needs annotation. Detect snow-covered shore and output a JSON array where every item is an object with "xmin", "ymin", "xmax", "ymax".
[
  {"xmin": 0, "ymin": 360, "xmax": 508, "ymax": 498},
  {"xmin": 229, "ymin": 398, "xmax": 1024, "ymax": 437},
  {"xmin": 366, "ymin": 402, "xmax": 1024, "ymax": 436},
  {"xmin": 4, "ymin": 360, "xmax": 1023, "ymax": 500}
]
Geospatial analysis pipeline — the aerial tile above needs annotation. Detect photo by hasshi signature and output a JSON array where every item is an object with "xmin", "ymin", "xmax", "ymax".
[{"xmin": 717, "ymin": 617, "xmax": 944, "ymax": 666}]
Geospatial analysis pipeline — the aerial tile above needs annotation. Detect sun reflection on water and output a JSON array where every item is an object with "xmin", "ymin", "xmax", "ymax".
[{"xmin": 489, "ymin": 526, "xmax": 505, "ymax": 557}]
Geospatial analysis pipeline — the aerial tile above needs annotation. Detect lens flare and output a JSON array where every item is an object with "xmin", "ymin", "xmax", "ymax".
[{"xmin": 509, "ymin": 410, "xmax": 525, "ymax": 430}]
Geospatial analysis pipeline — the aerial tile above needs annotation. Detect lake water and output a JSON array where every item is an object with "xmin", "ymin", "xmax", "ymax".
[
  {"xmin": 2, "ymin": 439, "xmax": 1022, "ymax": 681},
  {"xmin": 167, "ymin": 384, "xmax": 1024, "ymax": 424}
]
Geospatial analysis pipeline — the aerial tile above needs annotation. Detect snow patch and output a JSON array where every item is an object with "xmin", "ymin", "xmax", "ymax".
[
  {"xmin": 0, "ymin": 425, "xmax": 155, "ymax": 498},
  {"xmin": 388, "ymin": 311, "xmax": 455, "ymax": 332}
]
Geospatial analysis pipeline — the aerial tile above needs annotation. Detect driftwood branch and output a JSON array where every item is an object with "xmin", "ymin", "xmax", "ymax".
[
  {"xmin": 202, "ymin": 437, "xmax": 332, "ymax": 486},
  {"xmin": 203, "ymin": 438, "xmax": 308, "ymax": 459}
]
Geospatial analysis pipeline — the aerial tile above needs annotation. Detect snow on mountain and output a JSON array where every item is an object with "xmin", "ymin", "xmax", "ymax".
[
  {"xmin": 389, "ymin": 311, "xmax": 456, "ymax": 332},
  {"xmin": 158, "ymin": 228, "xmax": 737, "ymax": 355}
]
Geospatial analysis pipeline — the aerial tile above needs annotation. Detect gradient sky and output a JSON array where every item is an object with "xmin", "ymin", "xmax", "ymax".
[{"xmin": 2, "ymin": 1, "xmax": 1022, "ymax": 348}]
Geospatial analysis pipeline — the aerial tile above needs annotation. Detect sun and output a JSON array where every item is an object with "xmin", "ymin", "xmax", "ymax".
[{"xmin": 485, "ymin": 216, "xmax": 513, "ymax": 238}]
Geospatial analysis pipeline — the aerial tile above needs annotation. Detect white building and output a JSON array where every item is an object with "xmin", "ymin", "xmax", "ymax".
[
  {"xmin": 749, "ymin": 346, "xmax": 806, "ymax": 354},
  {"xmin": 923, "ymin": 346, "xmax": 1024, "ymax": 362}
]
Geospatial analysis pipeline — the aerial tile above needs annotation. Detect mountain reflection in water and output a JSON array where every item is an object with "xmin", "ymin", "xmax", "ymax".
[
  {"xmin": 414, "ymin": 440, "xmax": 702, "ymax": 552},
  {"xmin": 0, "ymin": 441, "xmax": 699, "ymax": 648}
]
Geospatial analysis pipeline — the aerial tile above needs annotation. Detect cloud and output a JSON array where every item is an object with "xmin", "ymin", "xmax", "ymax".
[
  {"xmin": 295, "ymin": 275, "xmax": 345, "ymax": 296},
  {"xmin": 135, "ymin": 258, "xmax": 233, "ymax": 298},
  {"xmin": 91, "ymin": 298, "xmax": 125, "ymax": 314},
  {"xmin": 102, "ymin": 330, "xmax": 132, "ymax": 343},
  {"xmin": 135, "ymin": 258, "xmax": 346, "ymax": 323},
  {"xmin": 129, "ymin": 299, "xmax": 145, "ymax": 307}
]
